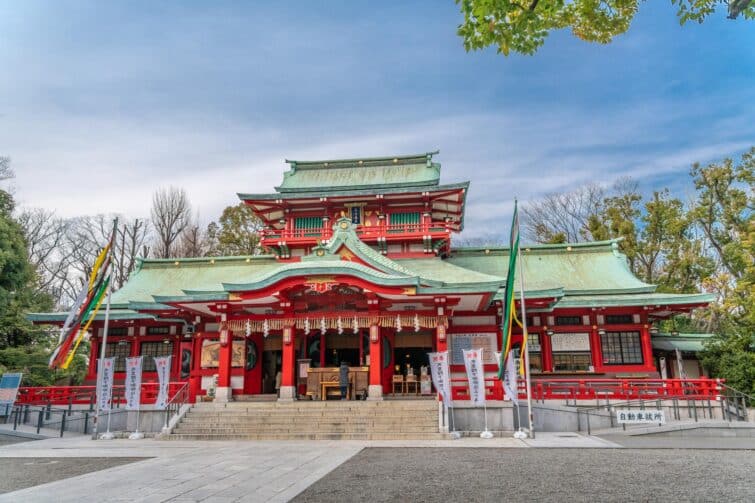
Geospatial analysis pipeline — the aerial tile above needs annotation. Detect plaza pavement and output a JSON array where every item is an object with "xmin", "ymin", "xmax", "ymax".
[{"xmin": 0, "ymin": 433, "xmax": 617, "ymax": 502}]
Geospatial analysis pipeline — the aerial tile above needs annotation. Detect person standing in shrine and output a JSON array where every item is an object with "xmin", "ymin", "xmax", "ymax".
[{"xmin": 339, "ymin": 361, "xmax": 349, "ymax": 400}]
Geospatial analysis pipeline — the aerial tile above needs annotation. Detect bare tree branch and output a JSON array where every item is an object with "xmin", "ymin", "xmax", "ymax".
[{"xmin": 151, "ymin": 187, "xmax": 191, "ymax": 258}]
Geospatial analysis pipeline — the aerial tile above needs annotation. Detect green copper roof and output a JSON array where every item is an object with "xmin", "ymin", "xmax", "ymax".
[
  {"xmin": 276, "ymin": 152, "xmax": 441, "ymax": 193},
  {"xmin": 448, "ymin": 239, "xmax": 655, "ymax": 295},
  {"xmin": 110, "ymin": 255, "xmax": 280, "ymax": 308},
  {"xmin": 550, "ymin": 292, "xmax": 716, "ymax": 309},
  {"xmin": 30, "ymin": 230, "xmax": 713, "ymax": 322},
  {"xmin": 27, "ymin": 309, "xmax": 157, "ymax": 323},
  {"xmin": 238, "ymin": 181, "xmax": 469, "ymax": 202},
  {"xmin": 652, "ymin": 332, "xmax": 713, "ymax": 352}
]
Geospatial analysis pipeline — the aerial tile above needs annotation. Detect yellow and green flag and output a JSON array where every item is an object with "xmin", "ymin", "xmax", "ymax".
[{"xmin": 498, "ymin": 201, "xmax": 520, "ymax": 379}]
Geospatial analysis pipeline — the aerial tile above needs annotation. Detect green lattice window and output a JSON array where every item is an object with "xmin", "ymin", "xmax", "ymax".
[
  {"xmin": 294, "ymin": 217, "xmax": 322, "ymax": 230},
  {"xmin": 390, "ymin": 212, "xmax": 420, "ymax": 225}
]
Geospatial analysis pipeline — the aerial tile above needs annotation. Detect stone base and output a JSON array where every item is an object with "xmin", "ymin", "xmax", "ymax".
[
  {"xmin": 214, "ymin": 387, "xmax": 232, "ymax": 403},
  {"xmin": 277, "ymin": 386, "xmax": 296, "ymax": 402},
  {"xmin": 367, "ymin": 384, "xmax": 383, "ymax": 401}
]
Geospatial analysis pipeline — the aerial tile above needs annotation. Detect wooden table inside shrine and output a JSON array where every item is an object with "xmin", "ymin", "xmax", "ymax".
[{"xmin": 306, "ymin": 367, "xmax": 369, "ymax": 400}]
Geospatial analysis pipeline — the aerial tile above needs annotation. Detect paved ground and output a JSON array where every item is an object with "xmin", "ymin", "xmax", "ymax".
[
  {"xmin": 0, "ymin": 433, "xmax": 749, "ymax": 502},
  {"xmin": 293, "ymin": 447, "xmax": 755, "ymax": 503},
  {"xmin": 598, "ymin": 434, "xmax": 755, "ymax": 449},
  {"xmin": 0, "ymin": 457, "xmax": 146, "ymax": 494}
]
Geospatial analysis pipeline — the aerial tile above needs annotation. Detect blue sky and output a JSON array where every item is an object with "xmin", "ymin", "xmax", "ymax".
[{"xmin": 1, "ymin": 1, "xmax": 753, "ymax": 238}]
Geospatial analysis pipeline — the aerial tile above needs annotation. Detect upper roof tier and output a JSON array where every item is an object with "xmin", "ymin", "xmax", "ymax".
[{"xmin": 276, "ymin": 151, "xmax": 441, "ymax": 193}]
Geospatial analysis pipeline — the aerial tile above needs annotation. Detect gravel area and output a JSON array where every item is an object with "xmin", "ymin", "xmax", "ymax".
[
  {"xmin": 293, "ymin": 447, "xmax": 755, "ymax": 503},
  {"xmin": 0, "ymin": 457, "xmax": 148, "ymax": 494}
]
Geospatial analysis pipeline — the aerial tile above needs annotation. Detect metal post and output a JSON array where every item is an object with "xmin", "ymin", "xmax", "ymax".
[
  {"xmin": 586, "ymin": 411, "xmax": 591, "ymax": 436},
  {"xmin": 68, "ymin": 396, "xmax": 73, "ymax": 416},
  {"xmin": 516, "ymin": 242, "xmax": 535, "ymax": 439},
  {"xmin": 13, "ymin": 407, "xmax": 19, "ymax": 430},
  {"xmin": 23, "ymin": 404, "xmax": 29, "ymax": 423},
  {"xmin": 84, "ymin": 412, "xmax": 89, "ymax": 435},
  {"xmin": 36, "ymin": 409, "xmax": 43, "ymax": 434},
  {"xmin": 693, "ymin": 400, "xmax": 698, "ymax": 422},
  {"xmin": 60, "ymin": 413, "xmax": 66, "ymax": 437},
  {"xmin": 45, "ymin": 402, "xmax": 51, "ymax": 420},
  {"xmin": 93, "ymin": 218, "xmax": 118, "ymax": 440}
]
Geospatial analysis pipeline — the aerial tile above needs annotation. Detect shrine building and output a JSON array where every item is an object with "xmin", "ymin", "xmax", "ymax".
[{"xmin": 30, "ymin": 152, "xmax": 715, "ymax": 403}]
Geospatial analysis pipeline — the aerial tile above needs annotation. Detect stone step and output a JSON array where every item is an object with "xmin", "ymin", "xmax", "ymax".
[
  {"xmin": 174, "ymin": 425, "xmax": 436, "ymax": 434},
  {"xmin": 192, "ymin": 401, "xmax": 438, "ymax": 410},
  {"xmin": 182, "ymin": 412, "xmax": 438, "ymax": 420},
  {"xmin": 182, "ymin": 415, "xmax": 438, "ymax": 424},
  {"xmin": 167, "ymin": 432, "xmax": 449, "ymax": 441}
]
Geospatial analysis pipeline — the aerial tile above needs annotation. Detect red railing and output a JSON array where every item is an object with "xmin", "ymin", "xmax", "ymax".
[
  {"xmin": 449, "ymin": 377, "xmax": 723, "ymax": 401},
  {"xmin": 16, "ymin": 382, "xmax": 188, "ymax": 406},
  {"xmin": 261, "ymin": 223, "xmax": 450, "ymax": 242}
]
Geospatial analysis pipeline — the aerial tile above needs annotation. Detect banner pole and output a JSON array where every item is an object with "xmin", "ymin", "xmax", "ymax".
[
  {"xmin": 517, "ymin": 243, "xmax": 535, "ymax": 439},
  {"xmin": 480, "ymin": 348, "xmax": 492, "ymax": 438},
  {"xmin": 94, "ymin": 218, "xmax": 118, "ymax": 440}
]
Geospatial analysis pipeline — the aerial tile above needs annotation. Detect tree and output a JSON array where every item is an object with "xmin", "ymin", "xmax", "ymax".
[
  {"xmin": 522, "ymin": 183, "xmax": 605, "ymax": 243},
  {"xmin": 17, "ymin": 209, "xmax": 71, "ymax": 302},
  {"xmin": 456, "ymin": 0, "xmax": 755, "ymax": 56},
  {"xmin": 211, "ymin": 203, "xmax": 264, "ymax": 256},
  {"xmin": 151, "ymin": 187, "xmax": 192, "ymax": 259},
  {"xmin": 113, "ymin": 218, "xmax": 150, "ymax": 289}
]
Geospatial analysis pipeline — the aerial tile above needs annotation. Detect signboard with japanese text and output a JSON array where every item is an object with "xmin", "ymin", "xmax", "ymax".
[
  {"xmin": 450, "ymin": 333, "xmax": 497, "ymax": 365},
  {"xmin": 96, "ymin": 357, "xmax": 115, "ymax": 412},
  {"xmin": 616, "ymin": 409, "xmax": 665, "ymax": 424},
  {"xmin": 550, "ymin": 332, "xmax": 591, "ymax": 352},
  {"xmin": 428, "ymin": 351, "xmax": 451, "ymax": 407},
  {"xmin": 124, "ymin": 356, "xmax": 143, "ymax": 410},
  {"xmin": 154, "ymin": 356, "xmax": 172, "ymax": 410},
  {"xmin": 462, "ymin": 348, "xmax": 486, "ymax": 406}
]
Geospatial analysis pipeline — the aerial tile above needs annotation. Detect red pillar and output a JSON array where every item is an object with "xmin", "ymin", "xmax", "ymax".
[
  {"xmin": 435, "ymin": 324, "xmax": 447, "ymax": 352},
  {"xmin": 541, "ymin": 332, "xmax": 553, "ymax": 373},
  {"xmin": 279, "ymin": 325, "xmax": 296, "ymax": 401},
  {"xmin": 367, "ymin": 324, "xmax": 383, "ymax": 400},
  {"xmin": 640, "ymin": 325, "xmax": 655, "ymax": 372},
  {"xmin": 87, "ymin": 336, "xmax": 99, "ymax": 381},
  {"xmin": 215, "ymin": 315, "xmax": 233, "ymax": 402},
  {"xmin": 590, "ymin": 325, "xmax": 603, "ymax": 372}
]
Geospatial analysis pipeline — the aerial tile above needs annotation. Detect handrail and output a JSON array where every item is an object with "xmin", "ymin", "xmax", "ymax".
[{"xmin": 161, "ymin": 381, "xmax": 191, "ymax": 433}]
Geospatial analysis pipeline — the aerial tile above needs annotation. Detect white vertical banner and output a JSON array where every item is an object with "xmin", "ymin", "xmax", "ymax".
[
  {"xmin": 124, "ymin": 356, "xmax": 143, "ymax": 411},
  {"xmin": 428, "ymin": 351, "xmax": 452, "ymax": 407},
  {"xmin": 462, "ymin": 348, "xmax": 486, "ymax": 406},
  {"xmin": 503, "ymin": 354, "xmax": 519, "ymax": 404},
  {"xmin": 154, "ymin": 356, "xmax": 172, "ymax": 410},
  {"xmin": 96, "ymin": 357, "xmax": 116, "ymax": 412}
]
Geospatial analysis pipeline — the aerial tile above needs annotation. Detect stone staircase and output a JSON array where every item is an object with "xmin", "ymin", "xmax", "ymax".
[{"xmin": 168, "ymin": 399, "xmax": 447, "ymax": 440}]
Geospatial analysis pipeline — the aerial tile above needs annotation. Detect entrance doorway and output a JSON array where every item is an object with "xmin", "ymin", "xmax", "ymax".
[{"xmin": 261, "ymin": 350, "xmax": 281, "ymax": 394}]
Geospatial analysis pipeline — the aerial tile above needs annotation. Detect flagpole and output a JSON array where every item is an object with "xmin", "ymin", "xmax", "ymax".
[
  {"xmin": 93, "ymin": 218, "xmax": 118, "ymax": 440},
  {"xmin": 517, "ymin": 242, "xmax": 535, "ymax": 439}
]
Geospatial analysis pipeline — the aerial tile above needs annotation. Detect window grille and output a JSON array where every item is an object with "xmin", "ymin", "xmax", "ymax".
[
  {"xmin": 105, "ymin": 342, "xmax": 130, "ymax": 372},
  {"xmin": 600, "ymin": 331, "xmax": 643, "ymax": 365},
  {"xmin": 141, "ymin": 341, "xmax": 174, "ymax": 371},
  {"xmin": 605, "ymin": 314, "xmax": 634, "ymax": 325}
]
